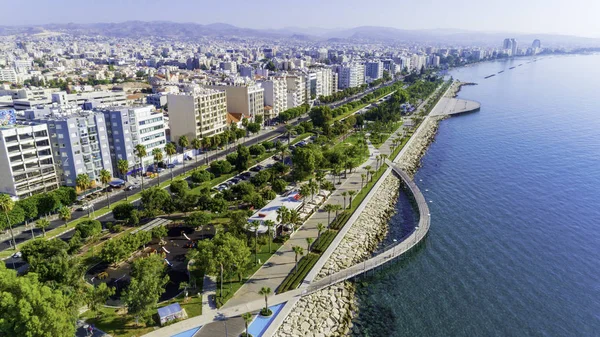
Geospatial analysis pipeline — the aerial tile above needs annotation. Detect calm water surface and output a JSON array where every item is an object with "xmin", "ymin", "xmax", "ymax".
[{"xmin": 353, "ymin": 54, "xmax": 600, "ymax": 336}]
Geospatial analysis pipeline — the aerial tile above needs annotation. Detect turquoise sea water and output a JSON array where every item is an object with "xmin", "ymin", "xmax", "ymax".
[{"xmin": 352, "ymin": 54, "xmax": 600, "ymax": 336}]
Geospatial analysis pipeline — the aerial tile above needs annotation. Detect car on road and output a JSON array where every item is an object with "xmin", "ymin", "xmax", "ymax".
[
  {"xmin": 167, "ymin": 163, "xmax": 176, "ymax": 169},
  {"xmin": 12, "ymin": 252, "xmax": 22, "ymax": 258},
  {"xmin": 77, "ymin": 204, "xmax": 90, "ymax": 211},
  {"xmin": 125, "ymin": 184, "xmax": 139, "ymax": 191},
  {"xmin": 249, "ymin": 165, "xmax": 264, "ymax": 172}
]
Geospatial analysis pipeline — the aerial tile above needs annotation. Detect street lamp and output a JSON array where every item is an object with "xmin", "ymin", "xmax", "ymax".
[{"xmin": 414, "ymin": 226, "xmax": 420, "ymax": 245}]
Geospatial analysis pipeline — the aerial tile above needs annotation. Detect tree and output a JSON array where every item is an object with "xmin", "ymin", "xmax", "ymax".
[
  {"xmin": 123, "ymin": 254, "xmax": 169, "ymax": 322},
  {"xmin": 292, "ymin": 246, "xmax": 304, "ymax": 273},
  {"xmin": 249, "ymin": 144, "xmax": 266, "ymax": 157},
  {"xmin": 317, "ymin": 223, "xmax": 325, "ymax": 239},
  {"xmin": 76, "ymin": 173, "xmax": 91, "ymax": 194},
  {"xmin": 178, "ymin": 136, "xmax": 190, "ymax": 173},
  {"xmin": 87, "ymin": 283, "xmax": 115, "ymax": 318},
  {"xmin": 17, "ymin": 198, "xmax": 38, "ymax": 222},
  {"xmin": 113, "ymin": 203, "xmax": 135, "ymax": 222},
  {"xmin": 265, "ymin": 220, "xmax": 274, "ymax": 253},
  {"xmin": 361, "ymin": 173, "xmax": 366, "ymax": 189},
  {"xmin": 75, "ymin": 220, "xmax": 102, "ymax": 239},
  {"xmin": 179, "ymin": 281, "xmax": 190, "ymax": 301},
  {"xmin": 272, "ymin": 179, "xmax": 288, "ymax": 194},
  {"xmin": 152, "ymin": 148, "xmax": 163, "ymax": 185},
  {"xmin": 276, "ymin": 206, "xmax": 290, "ymax": 229},
  {"xmin": 99, "ymin": 169, "xmax": 112, "ymax": 208},
  {"xmin": 246, "ymin": 122, "xmax": 261, "ymax": 135},
  {"xmin": 250, "ymin": 221, "xmax": 260, "ymax": 264},
  {"xmin": 191, "ymin": 170, "xmax": 213, "ymax": 184},
  {"xmin": 299, "ymin": 184, "xmax": 311, "ymax": 211},
  {"xmin": 306, "ymin": 237, "xmax": 314, "ymax": 254},
  {"xmin": 0, "ymin": 264, "xmax": 78, "ymax": 337},
  {"xmin": 341, "ymin": 191, "xmax": 348, "ymax": 209},
  {"xmin": 165, "ymin": 142, "xmax": 177, "ymax": 181},
  {"xmin": 169, "ymin": 180, "xmax": 189, "ymax": 198},
  {"xmin": 0, "ymin": 194, "xmax": 17, "ymax": 249},
  {"xmin": 210, "ymin": 160, "xmax": 233, "ymax": 177},
  {"xmin": 20, "ymin": 238, "xmax": 79, "ymax": 285},
  {"xmin": 36, "ymin": 217, "xmax": 50, "ymax": 237},
  {"xmin": 201, "ymin": 137, "xmax": 212, "ymax": 164},
  {"xmin": 58, "ymin": 205, "xmax": 71, "ymax": 226},
  {"xmin": 251, "ymin": 170, "xmax": 271, "ymax": 188},
  {"xmin": 289, "ymin": 209, "xmax": 301, "ymax": 232},
  {"xmin": 332, "ymin": 204, "xmax": 343, "ymax": 218},
  {"xmin": 117, "ymin": 159, "xmax": 130, "ymax": 199},
  {"xmin": 236, "ymin": 145, "xmax": 251, "ymax": 171},
  {"xmin": 36, "ymin": 193, "xmax": 60, "ymax": 215},
  {"xmin": 135, "ymin": 144, "xmax": 147, "ymax": 191},
  {"xmin": 348, "ymin": 190, "xmax": 356, "ymax": 209},
  {"xmin": 283, "ymin": 124, "xmax": 296, "ymax": 144},
  {"xmin": 323, "ymin": 204, "xmax": 335, "ymax": 225},
  {"xmin": 191, "ymin": 138, "xmax": 202, "ymax": 167},
  {"xmin": 258, "ymin": 286, "xmax": 272, "ymax": 314},
  {"xmin": 185, "ymin": 212, "xmax": 211, "ymax": 229},
  {"xmin": 141, "ymin": 187, "xmax": 171, "ymax": 216},
  {"xmin": 242, "ymin": 312, "xmax": 253, "ymax": 337},
  {"xmin": 151, "ymin": 225, "xmax": 168, "ymax": 240}
]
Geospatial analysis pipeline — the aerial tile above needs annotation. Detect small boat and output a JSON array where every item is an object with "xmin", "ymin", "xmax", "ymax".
[
  {"xmin": 498, "ymin": 70, "xmax": 504, "ymax": 74},
  {"xmin": 484, "ymin": 74, "xmax": 496, "ymax": 79},
  {"xmin": 509, "ymin": 66, "xmax": 516, "ymax": 69},
  {"xmin": 518, "ymin": 64, "xmax": 523, "ymax": 66}
]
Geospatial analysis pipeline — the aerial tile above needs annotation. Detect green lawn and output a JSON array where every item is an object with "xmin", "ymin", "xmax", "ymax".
[
  {"xmin": 331, "ymin": 133, "xmax": 370, "ymax": 166},
  {"xmin": 370, "ymin": 121, "xmax": 403, "ymax": 148},
  {"xmin": 215, "ymin": 241, "xmax": 283, "ymax": 308}
]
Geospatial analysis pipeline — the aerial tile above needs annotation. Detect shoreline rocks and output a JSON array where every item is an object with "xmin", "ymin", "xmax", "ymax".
[{"xmin": 396, "ymin": 116, "xmax": 444, "ymax": 178}]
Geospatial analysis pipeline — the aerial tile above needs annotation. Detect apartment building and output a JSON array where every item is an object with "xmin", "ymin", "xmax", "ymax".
[
  {"xmin": 51, "ymin": 90, "xmax": 127, "ymax": 107},
  {"xmin": 286, "ymin": 75, "xmax": 306, "ymax": 108},
  {"xmin": 365, "ymin": 61, "xmax": 384, "ymax": 81},
  {"xmin": 26, "ymin": 107, "xmax": 113, "ymax": 186},
  {"xmin": 338, "ymin": 63, "xmax": 365, "ymax": 89},
  {"xmin": 260, "ymin": 77, "xmax": 287, "ymax": 121},
  {"xmin": 167, "ymin": 86, "xmax": 227, "ymax": 141},
  {"xmin": 100, "ymin": 105, "xmax": 167, "ymax": 173},
  {"xmin": 207, "ymin": 83, "xmax": 264, "ymax": 121},
  {"xmin": 0, "ymin": 111, "xmax": 59, "ymax": 199}
]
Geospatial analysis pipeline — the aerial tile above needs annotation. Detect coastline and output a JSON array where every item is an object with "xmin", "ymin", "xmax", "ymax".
[{"xmin": 272, "ymin": 115, "xmax": 445, "ymax": 336}]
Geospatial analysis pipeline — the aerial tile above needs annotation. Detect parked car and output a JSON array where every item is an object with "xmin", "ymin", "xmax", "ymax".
[
  {"xmin": 231, "ymin": 178, "xmax": 241, "ymax": 184},
  {"xmin": 250, "ymin": 165, "xmax": 263, "ymax": 172},
  {"xmin": 125, "ymin": 184, "xmax": 139, "ymax": 191},
  {"xmin": 167, "ymin": 163, "xmax": 176, "ymax": 169},
  {"xmin": 77, "ymin": 204, "xmax": 90, "ymax": 211}
]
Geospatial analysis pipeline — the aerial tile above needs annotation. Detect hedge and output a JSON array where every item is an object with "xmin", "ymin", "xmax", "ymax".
[
  {"xmin": 277, "ymin": 253, "xmax": 320, "ymax": 293},
  {"xmin": 312, "ymin": 230, "xmax": 337, "ymax": 254}
]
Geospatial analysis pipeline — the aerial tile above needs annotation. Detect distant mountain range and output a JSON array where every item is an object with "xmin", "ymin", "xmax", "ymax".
[{"xmin": 1, "ymin": 21, "xmax": 598, "ymax": 47}]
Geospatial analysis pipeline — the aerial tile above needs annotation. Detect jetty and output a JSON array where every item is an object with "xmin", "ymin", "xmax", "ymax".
[{"xmin": 430, "ymin": 96, "xmax": 480, "ymax": 116}]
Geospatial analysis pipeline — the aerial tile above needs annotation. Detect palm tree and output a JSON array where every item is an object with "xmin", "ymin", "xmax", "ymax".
[
  {"xmin": 341, "ymin": 191, "xmax": 348, "ymax": 209},
  {"xmin": 368, "ymin": 169, "xmax": 375, "ymax": 182},
  {"xmin": 332, "ymin": 165, "xmax": 341, "ymax": 185},
  {"xmin": 306, "ymin": 237, "xmax": 314, "ymax": 254},
  {"xmin": 364, "ymin": 165, "xmax": 372, "ymax": 182},
  {"xmin": 289, "ymin": 209, "xmax": 301, "ymax": 232},
  {"xmin": 201, "ymin": 137, "xmax": 211, "ymax": 165},
  {"xmin": 317, "ymin": 223, "xmax": 325, "ymax": 239},
  {"xmin": 276, "ymin": 206, "xmax": 290, "ymax": 229},
  {"xmin": 308, "ymin": 179, "xmax": 319, "ymax": 201},
  {"xmin": 59, "ymin": 206, "xmax": 71, "ymax": 225},
  {"xmin": 134, "ymin": 144, "xmax": 147, "ymax": 191},
  {"xmin": 117, "ymin": 159, "xmax": 129, "ymax": 181},
  {"xmin": 36, "ymin": 218, "xmax": 50, "ymax": 237},
  {"xmin": 346, "ymin": 160, "xmax": 357, "ymax": 174},
  {"xmin": 315, "ymin": 170, "xmax": 326, "ymax": 190},
  {"xmin": 250, "ymin": 221, "xmax": 260, "ymax": 264},
  {"xmin": 179, "ymin": 281, "xmax": 190, "ymax": 301},
  {"xmin": 299, "ymin": 184, "xmax": 311, "ymax": 212},
  {"xmin": 292, "ymin": 245, "xmax": 304, "ymax": 273},
  {"xmin": 0, "ymin": 194, "xmax": 17, "ymax": 249},
  {"xmin": 360, "ymin": 173, "xmax": 366, "ymax": 189},
  {"xmin": 178, "ymin": 136, "xmax": 189, "ymax": 173},
  {"xmin": 241, "ymin": 312, "xmax": 253, "ymax": 337},
  {"xmin": 332, "ymin": 204, "xmax": 343, "ymax": 218},
  {"xmin": 152, "ymin": 148, "xmax": 163, "ymax": 185},
  {"xmin": 191, "ymin": 138, "xmax": 201, "ymax": 168},
  {"xmin": 347, "ymin": 190, "xmax": 356, "ymax": 209},
  {"xmin": 258, "ymin": 287, "xmax": 272, "ymax": 314},
  {"xmin": 284, "ymin": 124, "xmax": 296, "ymax": 144},
  {"xmin": 265, "ymin": 220, "xmax": 274, "ymax": 253},
  {"xmin": 75, "ymin": 173, "xmax": 91, "ymax": 195},
  {"xmin": 99, "ymin": 169, "xmax": 112, "ymax": 208},
  {"xmin": 323, "ymin": 204, "xmax": 335, "ymax": 225},
  {"xmin": 164, "ymin": 142, "xmax": 177, "ymax": 181}
]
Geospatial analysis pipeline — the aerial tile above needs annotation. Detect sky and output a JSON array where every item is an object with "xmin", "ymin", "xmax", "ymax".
[{"xmin": 2, "ymin": 0, "xmax": 599, "ymax": 38}]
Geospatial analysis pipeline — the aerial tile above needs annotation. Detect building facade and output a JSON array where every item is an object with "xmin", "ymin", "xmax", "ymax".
[
  {"xmin": 207, "ymin": 84, "xmax": 265, "ymax": 121},
  {"xmin": 338, "ymin": 63, "xmax": 365, "ymax": 89},
  {"xmin": 260, "ymin": 77, "xmax": 288, "ymax": 121},
  {"xmin": 167, "ymin": 87, "xmax": 228, "ymax": 142}
]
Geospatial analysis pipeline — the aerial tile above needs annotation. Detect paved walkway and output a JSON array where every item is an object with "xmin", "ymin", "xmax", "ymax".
[{"xmin": 430, "ymin": 96, "xmax": 480, "ymax": 116}]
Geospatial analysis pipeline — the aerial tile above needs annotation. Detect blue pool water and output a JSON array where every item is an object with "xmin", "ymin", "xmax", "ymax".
[
  {"xmin": 352, "ymin": 54, "xmax": 600, "ymax": 336},
  {"xmin": 248, "ymin": 303, "xmax": 285, "ymax": 337}
]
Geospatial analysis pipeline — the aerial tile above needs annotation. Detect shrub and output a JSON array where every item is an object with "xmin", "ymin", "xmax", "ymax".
[
  {"xmin": 191, "ymin": 170, "xmax": 213, "ymax": 184},
  {"xmin": 249, "ymin": 144, "xmax": 266, "ymax": 157},
  {"xmin": 271, "ymin": 179, "xmax": 288, "ymax": 194},
  {"xmin": 75, "ymin": 220, "xmax": 102, "ymax": 239},
  {"xmin": 210, "ymin": 160, "xmax": 233, "ymax": 177}
]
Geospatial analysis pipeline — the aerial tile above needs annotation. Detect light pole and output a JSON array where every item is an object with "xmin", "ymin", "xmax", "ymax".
[{"xmin": 414, "ymin": 226, "xmax": 420, "ymax": 245}]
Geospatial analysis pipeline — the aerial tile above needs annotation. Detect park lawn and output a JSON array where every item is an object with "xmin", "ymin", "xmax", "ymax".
[
  {"xmin": 332, "ymin": 90, "xmax": 394, "ymax": 123},
  {"xmin": 371, "ymin": 121, "xmax": 403, "ymax": 148},
  {"xmin": 215, "ymin": 241, "xmax": 283, "ymax": 308},
  {"xmin": 81, "ymin": 306, "xmax": 156, "ymax": 337},
  {"xmin": 332, "ymin": 133, "xmax": 370, "ymax": 165}
]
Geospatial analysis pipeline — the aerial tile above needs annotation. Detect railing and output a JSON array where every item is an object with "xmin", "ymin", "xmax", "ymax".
[{"xmin": 302, "ymin": 161, "xmax": 430, "ymax": 295}]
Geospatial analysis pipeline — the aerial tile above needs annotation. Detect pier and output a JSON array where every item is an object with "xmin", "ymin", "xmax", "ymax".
[{"xmin": 430, "ymin": 96, "xmax": 481, "ymax": 116}]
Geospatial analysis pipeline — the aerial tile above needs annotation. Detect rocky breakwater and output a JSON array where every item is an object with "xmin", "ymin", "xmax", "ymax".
[
  {"xmin": 396, "ymin": 116, "xmax": 444, "ymax": 178},
  {"xmin": 274, "ymin": 174, "xmax": 401, "ymax": 337}
]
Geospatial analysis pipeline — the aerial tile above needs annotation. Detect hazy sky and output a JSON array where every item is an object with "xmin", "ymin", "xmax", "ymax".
[{"xmin": 3, "ymin": 0, "xmax": 599, "ymax": 38}]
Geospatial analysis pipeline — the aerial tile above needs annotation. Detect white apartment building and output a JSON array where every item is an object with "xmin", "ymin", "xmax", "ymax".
[
  {"xmin": 0, "ymin": 68, "xmax": 18, "ymax": 84},
  {"xmin": 51, "ymin": 91, "xmax": 127, "ymax": 107},
  {"xmin": 100, "ymin": 105, "xmax": 167, "ymax": 173},
  {"xmin": 207, "ymin": 83, "xmax": 264, "ymax": 121},
  {"xmin": 286, "ymin": 75, "xmax": 306, "ymax": 108},
  {"xmin": 338, "ymin": 63, "xmax": 365, "ymax": 89},
  {"xmin": 168, "ymin": 87, "xmax": 228, "ymax": 141},
  {"xmin": 0, "ymin": 122, "xmax": 59, "ymax": 199},
  {"xmin": 365, "ymin": 61, "xmax": 384, "ymax": 81},
  {"xmin": 260, "ymin": 77, "xmax": 287, "ymax": 121}
]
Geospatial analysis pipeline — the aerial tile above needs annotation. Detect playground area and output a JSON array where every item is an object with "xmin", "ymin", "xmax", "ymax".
[{"xmin": 85, "ymin": 222, "xmax": 215, "ymax": 306}]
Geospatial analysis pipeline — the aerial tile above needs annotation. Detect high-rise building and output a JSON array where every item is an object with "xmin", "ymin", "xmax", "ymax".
[
  {"xmin": 286, "ymin": 75, "xmax": 306, "ymax": 108},
  {"xmin": 167, "ymin": 87, "xmax": 228, "ymax": 141},
  {"xmin": 260, "ymin": 77, "xmax": 287, "ymax": 121},
  {"xmin": 0, "ymin": 111, "xmax": 59, "ymax": 199},
  {"xmin": 365, "ymin": 61, "xmax": 384, "ymax": 81},
  {"xmin": 532, "ymin": 39, "xmax": 541, "ymax": 49},
  {"xmin": 26, "ymin": 107, "xmax": 113, "ymax": 187},
  {"xmin": 503, "ymin": 38, "xmax": 513, "ymax": 50},
  {"xmin": 511, "ymin": 38, "xmax": 518, "ymax": 56},
  {"xmin": 100, "ymin": 105, "xmax": 167, "ymax": 174},
  {"xmin": 337, "ymin": 63, "xmax": 365, "ymax": 89}
]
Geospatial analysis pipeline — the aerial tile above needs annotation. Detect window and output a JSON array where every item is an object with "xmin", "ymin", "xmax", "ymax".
[
  {"xmin": 66, "ymin": 179, "xmax": 73, "ymax": 184},
  {"xmin": 58, "ymin": 134, "xmax": 64, "ymax": 139},
  {"xmin": 56, "ymin": 124, "xmax": 62, "ymax": 129}
]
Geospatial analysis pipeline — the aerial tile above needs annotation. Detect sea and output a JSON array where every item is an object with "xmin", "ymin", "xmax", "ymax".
[{"xmin": 352, "ymin": 54, "xmax": 600, "ymax": 337}]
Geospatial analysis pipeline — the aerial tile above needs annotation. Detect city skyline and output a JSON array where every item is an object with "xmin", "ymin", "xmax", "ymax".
[{"xmin": 2, "ymin": 0, "xmax": 599, "ymax": 38}]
